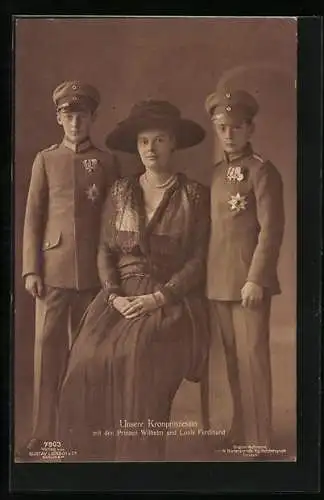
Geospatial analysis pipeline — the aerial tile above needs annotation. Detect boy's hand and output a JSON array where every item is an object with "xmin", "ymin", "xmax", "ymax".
[
  {"xmin": 25, "ymin": 274, "xmax": 44, "ymax": 299},
  {"xmin": 241, "ymin": 281, "xmax": 264, "ymax": 309}
]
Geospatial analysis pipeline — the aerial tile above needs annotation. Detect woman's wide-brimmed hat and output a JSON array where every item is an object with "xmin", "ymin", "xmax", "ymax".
[{"xmin": 105, "ymin": 100, "xmax": 206, "ymax": 153}]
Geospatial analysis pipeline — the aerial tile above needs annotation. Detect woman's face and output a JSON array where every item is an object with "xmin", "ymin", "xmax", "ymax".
[{"xmin": 137, "ymin": 129, "xmax": 176, "ymax": 172}]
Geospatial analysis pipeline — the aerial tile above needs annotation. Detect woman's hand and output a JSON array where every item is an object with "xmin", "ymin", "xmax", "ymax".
[
  {"xmin": 120, "ymin": 292, "xmax": 166, "ymax": 319},
  {"xmin": 111, "ymin": 296, "xmax": 136, "ymax": 317}
]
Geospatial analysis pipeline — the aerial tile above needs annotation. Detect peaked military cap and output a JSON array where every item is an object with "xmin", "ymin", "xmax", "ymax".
[
  {"xmin": 53, "ymin": 81, "xmax": 100, "ymax": 112},
  {"xmin": 205, "ymin": 89, "xmax": 259, "ymax": 124}
]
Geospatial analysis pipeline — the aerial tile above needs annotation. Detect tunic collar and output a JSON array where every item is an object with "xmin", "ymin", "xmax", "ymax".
[
  {"xmin": 62, "ymin": 137, "xmax": 92, "ymax": 153},
  {"xmin": 223, "ymin": 142, "xmax": 254, "ymax": 165}
]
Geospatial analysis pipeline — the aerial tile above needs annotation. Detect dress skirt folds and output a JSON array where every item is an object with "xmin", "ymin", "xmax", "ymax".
[{"xmin": 57, "ymin": 174, "xmax": 211, "ymax": 461}]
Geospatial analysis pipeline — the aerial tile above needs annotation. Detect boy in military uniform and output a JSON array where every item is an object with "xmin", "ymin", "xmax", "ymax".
[
  {"xmin": 205, "ymin": 89, "xmax": 285, "ymax": 452},
  {"xmin": 19, "ymin": 81, "xmax": 120, "ymax": 458}
]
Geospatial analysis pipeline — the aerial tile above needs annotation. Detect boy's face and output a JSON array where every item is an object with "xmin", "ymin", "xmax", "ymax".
[
  {"xmin": 56, "ymin": 108, "xmax": 96, "ymax": 144},
  {"xmin": 212, "ymin": 117, "xmax": 254, "ymax": 155}
]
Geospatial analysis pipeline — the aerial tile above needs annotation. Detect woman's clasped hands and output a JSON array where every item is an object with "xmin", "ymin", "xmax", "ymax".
[{"xmin": 111, "ymin": 292, "xmax": 166, "ymax": 319}]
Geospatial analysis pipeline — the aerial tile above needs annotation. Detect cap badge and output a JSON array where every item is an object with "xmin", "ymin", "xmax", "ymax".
[
  {"xmin": 86, "ymin": 183, "xmax": 100, "ymax": 202},
  {"xmin": 226, "ymin": 166, "xmax": 245, "ymax": 183},
  {"xmin": 228, "ymin": 192, "xmax": 247, "ymax": 213},
  {"xmin": 82, "ymin": 158, "xmax": 98, "ymax": 173}
]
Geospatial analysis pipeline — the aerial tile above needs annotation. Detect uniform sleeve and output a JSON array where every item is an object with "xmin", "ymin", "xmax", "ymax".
[
  {"xmin": 158, "ymin": 186, "xmax": 211, "ymax": 303},
  {"xmin": 22, "ymin": 152, "xmax": 48, "ymax": 278},
  {"xmin": 97, "ymin": 185, "xmax": 122, "ymax": 297},
  {"xmin": 247, "ymin": 161, "xmax": 285, "ymax": 287}
]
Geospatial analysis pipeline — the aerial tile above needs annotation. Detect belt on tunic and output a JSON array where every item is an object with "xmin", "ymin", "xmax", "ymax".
[
  {"xmin": 118, "ymin": 261, "xmax": 171, "ymax": 284},
  {"xmin": 118, "ymin": 262, "xmax": 151, "ymax": 280}
]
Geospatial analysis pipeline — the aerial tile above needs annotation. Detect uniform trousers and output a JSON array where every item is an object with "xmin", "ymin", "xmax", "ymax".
[
  {"xmin": 32, "ymin": 285, "xmax": 98, "ymax": 441},
  {"xmin": 208, "ymin": 297, "xmax": 272, "ymax": 447}
]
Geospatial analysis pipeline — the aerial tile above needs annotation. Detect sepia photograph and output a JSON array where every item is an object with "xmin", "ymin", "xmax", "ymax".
[{"xmin": 13, "ymin": 16, "xmax": 297, "ymax": 464}]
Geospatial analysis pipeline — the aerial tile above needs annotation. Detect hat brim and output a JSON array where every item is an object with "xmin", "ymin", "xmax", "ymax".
[{"xmin": 105, "ymin": 116, "xmax": 205, "ymax": 153}]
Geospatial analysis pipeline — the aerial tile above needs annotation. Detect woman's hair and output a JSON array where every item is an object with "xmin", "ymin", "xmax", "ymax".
[{"xmin": 137, "ymin": 125, "xmax": 177, "ymax": 144}]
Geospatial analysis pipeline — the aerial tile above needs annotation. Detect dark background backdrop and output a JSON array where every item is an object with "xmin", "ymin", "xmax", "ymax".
[{"xmin": 14, "ymin": 17, "xmax": 297, "ymax": 458}]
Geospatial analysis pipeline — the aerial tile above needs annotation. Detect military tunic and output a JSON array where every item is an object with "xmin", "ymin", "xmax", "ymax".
[
  {"xmin": 206, "ymin": 142, "xmax": 284, "ymax": 301},
  {"xmin": 23, "ymin": 138, "xmax": 119, "ymax": 289}
]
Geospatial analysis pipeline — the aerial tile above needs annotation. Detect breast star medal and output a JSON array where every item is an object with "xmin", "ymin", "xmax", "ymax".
[
  {"xmin": 226, "ymin": 166, "xmax": 245, "ymax": 183},
  {"xmin": 228, "ymin": 192, "xmax": 248, "ymax": 213},
  {"xmin": 86, "ymin": 183, "xmax": 99, "ymax": 202},
  {"xmin": 82, "ymin": 158, "xmax": 98, "ymax": 174}
]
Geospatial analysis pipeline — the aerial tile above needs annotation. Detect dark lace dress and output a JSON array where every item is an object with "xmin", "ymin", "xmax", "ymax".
[{"xmin": 57, "ymin": 173, "xmax": 211, "ymax": 461}]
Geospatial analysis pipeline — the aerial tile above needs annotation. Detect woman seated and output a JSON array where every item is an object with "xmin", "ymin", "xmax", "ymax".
[{"xmin": 57, "ymin": 99, "xmax": 211, "ymax": 461}]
